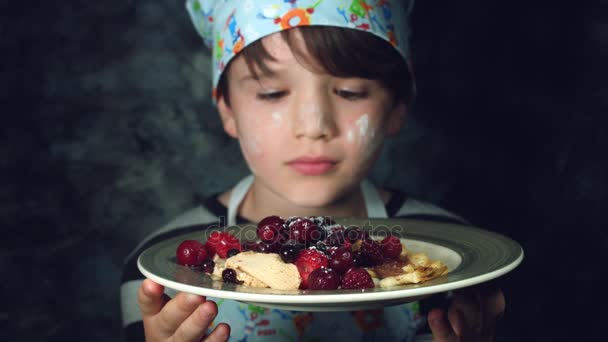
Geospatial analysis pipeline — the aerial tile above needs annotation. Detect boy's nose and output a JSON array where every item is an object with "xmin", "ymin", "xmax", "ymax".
[{"xmin": 289, "ymin": 98, "xmax": 338, "ymax": 141}]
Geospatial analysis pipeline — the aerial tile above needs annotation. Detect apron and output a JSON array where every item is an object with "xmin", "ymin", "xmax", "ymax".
[{"xmin": 211, "ymin": 175, "xmax": 424, "ymax": 341}]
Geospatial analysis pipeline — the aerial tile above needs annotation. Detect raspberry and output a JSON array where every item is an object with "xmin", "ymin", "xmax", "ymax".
[
  {"xmin": 381, "ymin": 235, "xmax": 402, "ymax": 259},
  {"xmin": 360, "ymin": 239, "xmax": 384, "ymax": 266},
  {"xmin": 257, "ymin": 215, "xmax": 285, "ymax": 243},
  {"xmin": 341, "ymin": 267, "xmax": 375, "ymax": 289},
  {"xmin": 294, "ymin": 249, "xmax": 329, "ymax": 289},
  {"xmin": 176, "ymin": 240, "xmax": 207, "ymax": 266},
  {"xmin": 206, "ymin": 231, "xmax": 241, "ymax": 259},
  {"xmin": 289, "ymin": 218, "xmax": 321, "ymax": 244},
  {"xmin": 329, "ymin": 246, "xmax": 354, "ymax": 274},
  {"xmin": 308, "ymin": 268, "xmax": 340, "ymax": 290}
]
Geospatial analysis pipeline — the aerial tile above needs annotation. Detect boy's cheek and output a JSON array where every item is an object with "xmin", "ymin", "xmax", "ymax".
[{"xmin": 344, "ymin": 114, "xmax": 385, "ymax": 161}]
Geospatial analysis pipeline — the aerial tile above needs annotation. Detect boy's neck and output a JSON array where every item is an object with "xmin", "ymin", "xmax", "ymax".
[{"xmin": 218, "ymin": 178, "xmax": 392, "ymax": 223}]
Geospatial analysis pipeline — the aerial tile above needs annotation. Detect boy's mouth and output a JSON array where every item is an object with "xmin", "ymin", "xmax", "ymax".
[{"xmin": 286, "ymin": 156, "xmax": 338, "ymax": 176}]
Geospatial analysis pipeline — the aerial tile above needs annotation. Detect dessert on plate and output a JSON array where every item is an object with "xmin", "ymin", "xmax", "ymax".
[{"xmin": 175, "ymin": 216, "xmax": 448, "ymax": 291}]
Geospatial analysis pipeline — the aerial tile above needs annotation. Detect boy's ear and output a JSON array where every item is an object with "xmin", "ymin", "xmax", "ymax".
[
  {"xmin": 217, "ymin": 96, "xmax": 239, "ymax": 138},
  {"xmin": 386, "ymin": 101, "xmax": 407, "ymax": 136}
]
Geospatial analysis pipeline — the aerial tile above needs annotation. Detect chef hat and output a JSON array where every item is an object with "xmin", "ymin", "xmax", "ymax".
[{"xmin": 186, "ymin": 0, "xmax": 414, "ymax": 99}]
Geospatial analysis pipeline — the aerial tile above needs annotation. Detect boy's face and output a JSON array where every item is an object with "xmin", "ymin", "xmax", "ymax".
[{"xmin": 217, "ymin": 31, "xmax": 406, "ymax": 208}]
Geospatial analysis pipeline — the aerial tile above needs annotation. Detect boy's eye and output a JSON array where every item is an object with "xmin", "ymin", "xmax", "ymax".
[
  {"xmin": 256, "ymin": 91, "xmax": 287, "ymax": 101},
  {"xmin": 334, "ymin": 89, "xmax": 369, "ymax": 101}
]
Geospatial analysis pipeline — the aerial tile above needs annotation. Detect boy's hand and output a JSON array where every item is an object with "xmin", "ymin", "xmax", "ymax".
[
  {"xmin": 138, "ymin": 279, "xmax": 230, "ymax": 342},
  {"xmin": 427, "ymin": 284, "xmax": 505, "ymax": 342}
]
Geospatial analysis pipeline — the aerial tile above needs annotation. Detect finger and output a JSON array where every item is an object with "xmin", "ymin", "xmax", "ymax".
[
  {"xmin": 205, "ymin": 322, "xmax": 231, "ymax": 342},
  {"xmin": 427, "ymin": 308, "xmax": 458, "ymax": 341},
  {"xmin": 478, "ymin": 287, "xmax": 505, "ymax": 341},
  {"xmin": 174, "ymin": 301, "xmax": 218, "ymax": 342},
  {"xmin": 452, "ymin": 289, "xmax": 483, "ymax": 337},
  {"xmin": 138, "ymin": 279, "xmax": 167, "ymax": 317},
  {"xmin": 156, "ymin": 292, "xmax": 205, "ymax": 335},
  {"xmin": 448, "ymin": 307, "xmax": 472, "ymax": 342}
]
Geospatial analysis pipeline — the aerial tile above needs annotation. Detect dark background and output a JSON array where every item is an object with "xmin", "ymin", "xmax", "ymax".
[{"xmin": 2, "ymin": 0, "xmax": 606, "ymax": 341}]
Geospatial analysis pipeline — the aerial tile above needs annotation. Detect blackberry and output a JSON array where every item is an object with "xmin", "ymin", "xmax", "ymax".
[
  {"xmin": 311, "ymin": 241, "xmax": 328, "ymax": 255},
  {"xmin": 201, "ymin": 260, "xmax": 215, "ymax": 274},
  {"xmin": 279, "ymin": 241, "xmax": 303, "ymax": 263},
  {"xmin": 352, "ymin": 250, "xmax": 370, "ymax": 267},
  {"xmin": 222, "ymin": 268, "xmax": 242, "ymax": 284}
]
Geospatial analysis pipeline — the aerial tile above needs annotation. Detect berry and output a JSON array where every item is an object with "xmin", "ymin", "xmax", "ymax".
[
  {"xmin": 294, "ymin": 249, "xmax": 329, "ymax": 289},
  {"xmin": 311, "ymin": 241, "xmax": 328, "ymax": 255},
  {"xmin": 326, "ymin": 246, "xmax": 339, "ymax": 258},
  {"xmin": 257, "ymin": 241, "xmax": 281, "ymax": 254},
  {"xmin": 227, "ymin": 248, "xmax": 240, "ymax": 258},
  {"xmin": 279, "ymin": 241, "xmax": 304, "ymax": 263},
  {"xmin": 324, "ymin": 228, "xmax": 346, "ymax": 247},
  {"xmin": 284, "ymin": 216, "xmax": 301, "ymax": 226},
  {"xmin": 329, "ymin": 247, "xmax": 354, "ymax": 274},
  {"xmin": 176, "ymin": 240, "xmax": 207, "ymax": 266},
  {"xmin": 257, "ymin": 215, "xmax": 285, "ymax": 243},
  {"xmin": 206, "ymin": 231, "xmax": 242, "ymax": 259},
  {"xmin": 381, "ymin": 235, "xmax": 402, "ymax": 259},
  {"xmin": 322, "ymin": 217, "xmax": 337, "ymax": 226},
  {"xmin": 352, "ymin": 250, "xmax": 369, "ymax": 267},
  {"xmin": 312, "ymin": 216, "xmax": 336, "ymax": 231},
  {"xmin": 289, "ymin": 218, "xmax": 321, "ymax": 243},
  {"xmin": 201, "ymin": 260, "xmax": 215, "ymax": 274},
  {"xmin": 344, "ymin": 226, "xmax": 369, "ymax": 243},
  {"xmin": 308, "ymin": 268, "xmax": 340, "ymax": 290},
  {"xmin": 360, "ymin": 239, "xmax": 384, "ymax": 266},
  {"xmin": 222, "ymin": 268, "xmax": 242, "ymax": 284},
  {"xmin": 341, "ymin": 267, "xmax": 375, "ymax": 289}
]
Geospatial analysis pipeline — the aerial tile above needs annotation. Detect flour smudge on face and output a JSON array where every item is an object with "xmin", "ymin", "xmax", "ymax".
[
  {"xmin": 351, "ymin": 113, "xmax": 384, "ymax": 161},
  {"xmin": 271, "ymin": 111, "xmax": 283, "ymax": 127},
  {"xmin": 356, "ymin": 114, "xmax": 369, "ymax": 137}
]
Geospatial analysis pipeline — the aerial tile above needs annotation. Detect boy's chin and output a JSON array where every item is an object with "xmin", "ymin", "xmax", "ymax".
[{"xmin": 281, "ymin": 180, "xmax": 358, "ymax": 209}]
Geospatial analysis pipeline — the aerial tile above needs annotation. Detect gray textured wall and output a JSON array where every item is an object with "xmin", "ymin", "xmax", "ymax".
[{"xmin": 2, "ymin": 0, "xmax": 606, "ymax": 341}]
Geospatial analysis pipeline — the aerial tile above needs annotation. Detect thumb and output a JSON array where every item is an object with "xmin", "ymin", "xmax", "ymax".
[
  {"xmin": 427, "ymin": 308, "xmax": 458, "ymax": 342},
  {"xmin": 137, "ymin": 279, "xmax": 168, "ymax": 317}
]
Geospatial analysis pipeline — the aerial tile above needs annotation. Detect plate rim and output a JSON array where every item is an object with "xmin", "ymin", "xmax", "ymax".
[{"xmin": 137, "ymin": 218, "xmax": 524, "ymax": 305}]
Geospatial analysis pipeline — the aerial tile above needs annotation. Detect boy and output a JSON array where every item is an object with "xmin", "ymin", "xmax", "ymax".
[{"xmin": 121, "ymin": 1, "xmax": 505, "ymax": 341}]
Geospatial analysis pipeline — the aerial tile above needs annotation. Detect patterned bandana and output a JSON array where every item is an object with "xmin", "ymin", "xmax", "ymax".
[{"xmin": 186, "ymin": 0, "xmax": 414, "ymax": 99}]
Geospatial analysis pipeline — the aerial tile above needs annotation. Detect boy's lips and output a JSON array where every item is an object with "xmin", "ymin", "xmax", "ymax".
[{"xmin": 286, "ymin": 156, "xmax": 338, "ymax": 175}]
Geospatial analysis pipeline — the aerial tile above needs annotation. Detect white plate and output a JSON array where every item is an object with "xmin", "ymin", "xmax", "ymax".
[{"xmin": 138, "ymin": 218, "xmax": 523, "ymax": 311}]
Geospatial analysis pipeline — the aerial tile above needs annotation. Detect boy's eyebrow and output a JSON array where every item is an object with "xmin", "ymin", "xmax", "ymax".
[{"xmin": 240, "ymin": 69, "xmax": 280, "ymax": 83}]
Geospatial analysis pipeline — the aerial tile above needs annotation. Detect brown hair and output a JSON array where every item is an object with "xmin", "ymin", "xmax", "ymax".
[{"xmin": 216, "ymin": 26, "xmax": 414, "ymax": 107}]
